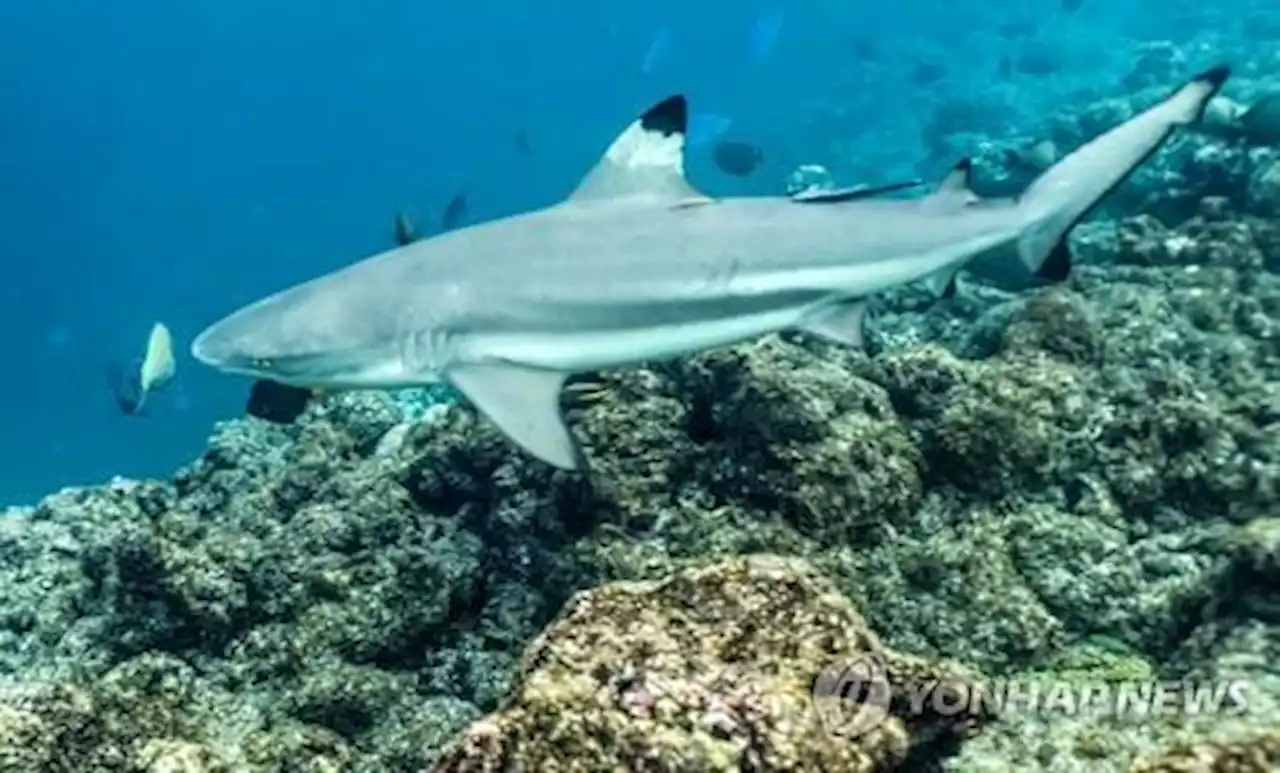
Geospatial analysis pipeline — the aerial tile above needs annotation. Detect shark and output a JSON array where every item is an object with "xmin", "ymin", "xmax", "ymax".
[{"xmin": 192, "ymin": 65, "xmax": 1230, "ymax": 471}]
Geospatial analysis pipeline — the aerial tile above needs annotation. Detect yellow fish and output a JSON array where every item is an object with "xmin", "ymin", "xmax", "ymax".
[{"xmin": 114, "ymin": 322, "xmax": 175, "ymax": 415}]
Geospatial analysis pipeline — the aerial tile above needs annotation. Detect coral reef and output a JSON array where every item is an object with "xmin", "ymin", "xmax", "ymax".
[
  {"xmin": 434, "ymin": 556, "xmax": 989, "ymax": 772},
  {"xmin": 0, "ymin": 63, "xmax": 1277, "ymax": 771}
]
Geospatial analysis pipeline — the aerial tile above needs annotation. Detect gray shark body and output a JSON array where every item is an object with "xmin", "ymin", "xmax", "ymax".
[{"xmin": 193, "ymin": 66, "xmax": 1229, "ymax": 470}]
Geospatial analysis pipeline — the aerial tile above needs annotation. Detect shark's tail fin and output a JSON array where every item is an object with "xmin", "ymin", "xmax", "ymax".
[{"xmin": 1014, "ymin": 65, "xmax": 1230, "ymax": 282}]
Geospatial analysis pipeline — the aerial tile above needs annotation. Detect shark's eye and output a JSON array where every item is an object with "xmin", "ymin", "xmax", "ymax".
[{"xmin": 254, "ymin": 358, "xmax": 274, "ymax": 368}]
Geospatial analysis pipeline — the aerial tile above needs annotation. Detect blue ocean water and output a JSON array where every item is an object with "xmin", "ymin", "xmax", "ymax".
[{"xmin": 0, "ymin": 0, "xmax": 1204, "ymax": 504}]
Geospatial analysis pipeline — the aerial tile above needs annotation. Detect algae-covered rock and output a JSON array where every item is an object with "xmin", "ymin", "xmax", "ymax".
[
  {"xmin": 434, "ymin": 556, "xmax": 991, "ymax": 772},
  {"xmin": 1129, "ymin": 729, "xmax": 1280, "ymax": 773}
]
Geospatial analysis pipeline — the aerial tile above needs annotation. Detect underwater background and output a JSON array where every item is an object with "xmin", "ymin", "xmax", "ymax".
[
  {"xmin": 0, "ymin": 0, "xmax": 1229, "ymax": 505},
  {"xmin": 0, "ymin": 1, "xmax": 1278, "ymax": 771}
]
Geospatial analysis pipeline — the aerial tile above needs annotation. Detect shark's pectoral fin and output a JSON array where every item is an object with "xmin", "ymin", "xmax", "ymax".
[
  {"xmin": 799, "ymin": 300, "xmax": 869, "ymax": 348},
  {"xmin": 569, "ymin": 95, "xmax": 707, "ymax": 203},
  {"xmin": 448, "ymin": 362, "xmax": 588, "ymax": 471},
  {"xmin": 790, "ymin": 178, "xmax": 924, "ymax": 204}
]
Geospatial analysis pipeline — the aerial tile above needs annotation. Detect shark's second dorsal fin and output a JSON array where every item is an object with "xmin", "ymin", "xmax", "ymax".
[
  {"xmin": 570, "ymin": 95, "xmax": 704, "ymax": 203},
  {"xmin": 926, "ymin": 158, "xmax": 980, "ymax": 208}
]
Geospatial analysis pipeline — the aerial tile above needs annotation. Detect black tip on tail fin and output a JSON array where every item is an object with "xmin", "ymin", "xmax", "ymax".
[
  {"xmin": 640, "ymin": 95, "xmax": 688, "ymax": 137},
  {"xmin": 246, "ymin": 379, "xmax": 314, "ymax": 424},
  {"xmin": 1187, "ymin": 65, "xmax": 1231, "ymax": 121},
  {"xmin": 1194, "ymin": 65, "xmax": 1231, "ymax": 90},
  {"xmin": 1037, "ymin": 241, "xmax": 1073, "ymax": 283}
]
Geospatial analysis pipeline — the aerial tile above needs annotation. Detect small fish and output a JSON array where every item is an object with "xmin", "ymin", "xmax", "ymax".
[
  {"xmin": 394, "ymin": 211, "xmax": 417, "ymax": 246},
  {"xmin": 246, "ymin": 379, "xmax": 314, "ymax": 424},
  {"xmin": 442, "ymin": 192, "xmax": 468, "ymax": 231},
  {"xmin": 112, "ymin": 322, "xmax": 176, "ymax": 416},
  {"xmin": 641, "ymin": 26, "xmax": 673, "ymax": 75},
  {"xmin": 849, "ymin": 38, "xmax": 880, "ymax": 62},
  {"xmin": 911, "ymin": 62, "xmax": 947, "ymax": 85},
  {"xmin": 749, "ymin": 6, "xmax": 784, "ymax": 62},
  {"xmin": 712, "ymin": 140, "xmax": 763, "ymax": 177},
  {"xmin": 1061, "ymin": 0, "xmax": 1083, "ymax": 11},
  {"xmin": 515, "ymin": 129, "xmax": 532, "ymax": 156}
]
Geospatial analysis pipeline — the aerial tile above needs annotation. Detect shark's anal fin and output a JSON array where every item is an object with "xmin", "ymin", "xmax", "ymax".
[
  {"xmin": 790, "ymin": 178, "xmax": 924, "ymax": 203},
  {"xmin": 923, "ymin": 268, "xmax": 960, "ymax": 298},
  {"xmin": 448, "ymin": 362, "xmax": 587, "ymax": 471},
  {"xmin": 798, "ymin": 300, "xmax": 869, "ymax": 348},
  {"xmin": 569, "ymin": 95, "xmax": 705, "ymax": 203}
]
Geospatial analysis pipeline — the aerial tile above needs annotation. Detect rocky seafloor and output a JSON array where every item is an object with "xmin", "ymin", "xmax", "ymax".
[{"xmin": 2, "ymin": 74, "xmax": 1279, "ymax": 773}]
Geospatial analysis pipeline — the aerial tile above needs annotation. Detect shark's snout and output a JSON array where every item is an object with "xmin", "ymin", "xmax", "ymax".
[{"xmin": 190, "ymin": 324, "xmax": 228, "ymax": 367}]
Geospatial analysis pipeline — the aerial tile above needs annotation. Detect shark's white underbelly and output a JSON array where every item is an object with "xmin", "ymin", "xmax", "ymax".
[{"xmin": 454, "ymin": 300, "xmax": 819, "ymax": 372}]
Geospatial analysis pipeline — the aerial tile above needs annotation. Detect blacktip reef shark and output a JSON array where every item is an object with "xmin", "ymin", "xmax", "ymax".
[{"xmin": 192, "ymin": 65, "xmax": 1231, "ymax": 471}]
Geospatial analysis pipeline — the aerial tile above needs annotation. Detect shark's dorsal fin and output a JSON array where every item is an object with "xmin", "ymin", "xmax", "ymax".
[
  {"xmin": 927, "ymin": 158, "xmax": 979, "ymax": 208},
  {"xmin": 570, "ymin": 95, "xmax": 704, "ymax": 203}
]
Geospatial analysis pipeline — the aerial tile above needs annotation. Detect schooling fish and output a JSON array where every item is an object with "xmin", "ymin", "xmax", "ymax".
[
  {"xmin": 112, "ymin": 322, "xmax": 176, "ymax": 416},
  {"xmin": 713, "ymin": 140, "xmax": 764, "ymax": 176},
  {"xmin": 192, "ymin": 66, "xmax": 1229, "ymax": 471}
]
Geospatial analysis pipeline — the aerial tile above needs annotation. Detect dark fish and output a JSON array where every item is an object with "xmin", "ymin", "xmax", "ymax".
[
  {"xmin": 107, "ymin": 361, "xmax": 144, "ymax": 416},
  {"xmin": 911, "ymin": 62, "xmax": 947, "ymax": 85},
  {"xmin": 1061, "ymin": 0, "xmax": 1083, "ymax": 11},
  {"xmin": 997, "ymin": 19, "xmax": 1038, "ymax": 39},
  {"xmin": 1239, "ymin": 94, "xmax": 1280, "ymax": 144},
  {"xmin": 394, "ymin": 211, "xmax": 417, "ymax": 246},
  {"xmin": 442, "ymin": 192, "xmax": 468, "ymax": 231},
  {"xmin": 515, "ymin": 129, "xmax": 532, "ymax": 156},
  {"xmin": 997, "ymin": 55, "xmax": 1014, "ymax": 78},
  {"xmin": 712, "ymin": 140, "xmax": 763, "ymax": 177},
  {"xmin": 1011, "ymin": 50, "xmax": 1062, "ymax": 77},
  {"xmin": 246, "ymin": 379, "xmax": 313, "ymax": 424},
  {"xmin": 849, "ymin": 38, "xmax": 880, "ymax": 61}
]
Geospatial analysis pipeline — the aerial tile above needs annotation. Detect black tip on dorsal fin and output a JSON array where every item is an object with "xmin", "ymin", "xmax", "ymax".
[
  {"xmin": 1037, "ymin": 241, "xmax": 1072, "ymax": 283},
  {"xmin": 640, "ymin": 95, "xmax": 687, "ymax": 137}
]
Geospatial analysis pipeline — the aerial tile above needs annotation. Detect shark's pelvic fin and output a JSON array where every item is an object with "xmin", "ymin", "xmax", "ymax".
[
  {"xmin": 789, "ymin": 178, "xmax": 925, "ymax": 204},
  {"xmin": 570, "ymin": 95, "xmax": 704, "ymax": 203},
  {"xmin": 799, "ymin": 300, "xmax": 869, "ymax": 348},
  {"xmin": 1015, "ymin": 65, "xmax": 1230, "ymax": 283},
  {"xmin": 448, "ymin": 362, "xmax": 588, "ymax": 471}
]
